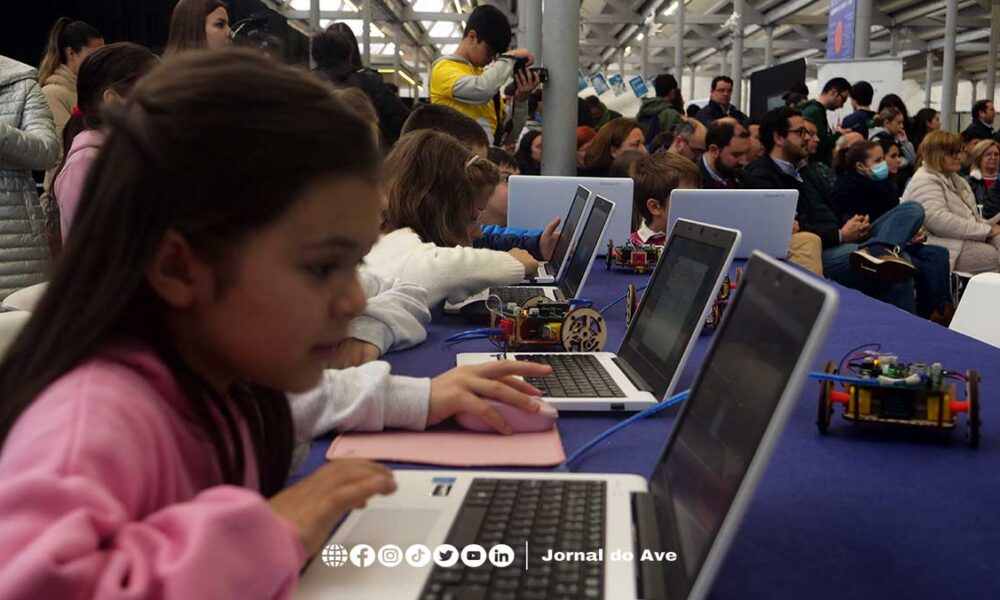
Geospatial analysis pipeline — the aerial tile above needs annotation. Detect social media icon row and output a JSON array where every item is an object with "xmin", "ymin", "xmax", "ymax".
[{"xmin": 321, "ymin": 543, "xmax": 516, "ymax": 569}]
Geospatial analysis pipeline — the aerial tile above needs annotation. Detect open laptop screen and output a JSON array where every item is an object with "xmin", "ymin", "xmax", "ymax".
[
  {"xmin": 548, "ymin": 186, "xmax": 590, "ymax": 272},
  {"xmin": 649, "ymin": 255, "xmax": 827, "ymax": 599},
  {"xmin": 616, "ymin": 221, "xmax": 736, "ymax": 401},
  {"xmin": 558, "ymin": 196, "xmax": 613, "ymax": 300}
]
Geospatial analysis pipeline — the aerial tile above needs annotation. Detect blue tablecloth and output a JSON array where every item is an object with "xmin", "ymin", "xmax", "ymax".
[{"xmin": 300, "ymin": 263, "xmax": 1000, "ymax": 598}]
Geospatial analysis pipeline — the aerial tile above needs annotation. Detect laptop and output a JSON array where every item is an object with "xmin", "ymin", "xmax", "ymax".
[
  {"xmin": 527, "ymin": 185, "xmax": 591, "ymax": 285},
  {"xmin": 666, "ymin": 189, "xmax": 798, "ymax": 259},
  {"xmin": 508, "ymin": 175, "xmax": 634, "ymax": 255},
  {"xmin": 295, "ymin": 252, "xmax": 839, "ymax": 600},
  {"xmin": 446, "ymin": 196, "xmax": 615, "ymax": 313},
  {"xmin": 457, "ymin": 220, "xmax": 741, "ymax": 411}
]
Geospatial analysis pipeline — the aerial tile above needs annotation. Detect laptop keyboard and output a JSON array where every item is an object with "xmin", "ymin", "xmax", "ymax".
[
  {"xmin": 515, "ymin": 354, "xmax": 625, "ymax": 398},
  {"xmin": 421, "ymin": 478, "xmax": 606, "ymax": 600},
  {"xmin": 493, "ymin": 287, "xmax": 550, "ymax": 306}
]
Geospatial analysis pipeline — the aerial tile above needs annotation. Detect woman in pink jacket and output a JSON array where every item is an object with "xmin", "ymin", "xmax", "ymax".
[
  {"xmin": 53, "ymin": 42, "xmax": 157, "ymax": 244},
  {"xmin": 0, "ymin": 49, "xmax": 548, "ymax": 599}
]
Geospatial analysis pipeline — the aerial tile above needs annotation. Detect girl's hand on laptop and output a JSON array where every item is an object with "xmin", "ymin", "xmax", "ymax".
[
  {"xmin": 509, "ymin": 248, "xmax": 539, "ymax": 278},
  {"xmin": 268, "ymin": 459, "xmax": 396, "ymax": 557},
  {"xmin": 427, "ymin": 362, "xmax": 553, "ymax": 434},
  {"xmin": 539, "ymin": 217, "xmax": 562, "ymax": 261}
]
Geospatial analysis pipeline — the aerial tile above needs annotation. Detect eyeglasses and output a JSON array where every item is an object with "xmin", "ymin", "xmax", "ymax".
[{"xmin": 787, "ymin": 127, "xmax": 817, "ymax": 139}]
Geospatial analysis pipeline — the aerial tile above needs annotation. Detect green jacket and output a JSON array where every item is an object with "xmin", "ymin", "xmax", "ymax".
[
  {"xmin": 636, "ymin": 98, "xmax": 684, "ymax": 136},
  {"xmin": 801, "ymin": 99, "xmax": 838, "ymax": 166}
]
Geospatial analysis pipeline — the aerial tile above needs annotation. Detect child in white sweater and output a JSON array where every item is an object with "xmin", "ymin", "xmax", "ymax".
[{"xmin": 366, "ymin": 129, "xmax": 538, "ymax": 305}]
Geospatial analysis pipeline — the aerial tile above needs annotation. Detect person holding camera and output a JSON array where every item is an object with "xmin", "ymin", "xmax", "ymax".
[{"xmin": 430, "ymin": 5, "xmax": 540, "ymax": 144}]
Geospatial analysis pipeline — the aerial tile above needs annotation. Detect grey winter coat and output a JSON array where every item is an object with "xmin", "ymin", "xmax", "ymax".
[{"xmin": 0, "ymin": 56, "xmax": 57, "ymax": 299}]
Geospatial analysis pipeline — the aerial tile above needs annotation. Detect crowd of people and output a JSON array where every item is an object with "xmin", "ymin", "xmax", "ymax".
[{"xmin": 0, "ymin": 0, "xmax": 997, "ymax": 594}]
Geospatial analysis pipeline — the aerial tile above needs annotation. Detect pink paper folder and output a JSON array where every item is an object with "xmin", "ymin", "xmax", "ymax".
[{"xmin": 326, "ymin": 427, "xmax": 565, "ymax": 467}]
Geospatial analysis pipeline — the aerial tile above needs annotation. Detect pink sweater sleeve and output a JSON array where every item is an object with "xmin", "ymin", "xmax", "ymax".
[{"xmin": 0, "ymin": 360, "xmax": 307, "ymax": 599}]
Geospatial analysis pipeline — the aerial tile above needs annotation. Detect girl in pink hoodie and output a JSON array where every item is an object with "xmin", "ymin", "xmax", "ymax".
[
  {"xmin": 0, "ymin": 49, "xmax": 548, "ymax": 599},
  {"xmin": 53, "ymin": 42, "xmax": 158, "ymax": 245}
]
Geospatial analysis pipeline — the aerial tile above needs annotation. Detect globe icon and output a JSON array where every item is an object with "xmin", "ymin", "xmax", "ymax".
[{"xmin": 321, "ymin": 544, "xmax": 350, "ymax": 568}]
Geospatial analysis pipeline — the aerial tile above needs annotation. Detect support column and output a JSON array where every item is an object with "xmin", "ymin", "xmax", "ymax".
[
  {"xmin": 393, "ymin": 25, "xmax": 401, "ymax": 87},
  {"xmin": 941, "ymin": 0, "xmax": 958, "ymax": 130},
  {"xmin": 987, "ymin": 0, "xmax": 999, "ymax": 103},
  {"xmin": 309, "ymin": 0, "xmax": 320, "ymax": 69},
  {"xmin": 720, "ymin": 49, "xmax": 728, "ymax": 78},
  {"xmin": 362, "ymin": 0, "xmax": 372, "ymax": 66},
  {"xmin": 521, "ymin": 0, "xmax": 542, "ymax": 59},
  {"xmin": 541, "ymin": 0, "xmax": 579, "ymax": 176},
  {"xmin": 617, "ymin": 48, "xmax": 626, "ymax": 75},
  {"xmin": 855, "ymin": 0, "xmax": 872, "ymax": 58},
  {"xmin": 764, "ymin": 26, "xmax": 774, "ymax": 68},
  {"xmin": 924, "ymin": 52, "xmax": 934, "ymax": 108},
  {"xmin": 641, "ymin": 25, "xmax": 651, "ymax": 78},
  {"xmin": 731, "ymin": 0, "xmax": 745, "ymax": 109},
  {"xmin": 675, "ymin": 0, "xmax": 685, "ymax": 90},
  {"xmin": 890, "ymin": 28, "xmax": 900, "ymax": 57},
  {"xmin": 689, "ymin": 63, "xmax": 697, "ymax": 102}
]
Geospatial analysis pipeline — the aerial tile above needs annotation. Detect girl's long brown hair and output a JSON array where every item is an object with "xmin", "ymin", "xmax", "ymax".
[
  {"xmin": 584, "ymin": 117, "xmax": 642, "ymax": 173},
  {"xmin": 165, "ymin": 0, "xmax": 227, "ymax": 56},
  {"xmin": 382, "ymin": 130, "xmax": 482, "ymax": 247},
  {"xmin": 38, "ymin": 17, "xmax": 102, "ymax": 84},
  {"xmin": 0, "ymin": 49, "xmax": 381, "ymax": 496}
]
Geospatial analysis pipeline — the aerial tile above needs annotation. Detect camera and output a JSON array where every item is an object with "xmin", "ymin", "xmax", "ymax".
[{"xmin": 513, "ymin": 58, "xmax": 549, "ymax": 83}]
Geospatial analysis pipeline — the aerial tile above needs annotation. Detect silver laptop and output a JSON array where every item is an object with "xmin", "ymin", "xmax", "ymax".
[
  {"xmin": 446, "ymin": 196, "xmax": 615, "ymax": 313},
  {"xmin": 457, "ymin": 220, "xmax": 741, "ymax": 411},
  {"xmin": 508, "ymin": 175, "xmax": 634, "ymax": 255},
  {"xmin": 527, "ymin": 185, "xmax": 592, "ymax": 285},
  {"xmin": 667, "ymin": 189, "xmax": 798, "ymax": 259},
  {"xmin": 295, "ymin": 252, "xmax": 839, "ymax": 600}
]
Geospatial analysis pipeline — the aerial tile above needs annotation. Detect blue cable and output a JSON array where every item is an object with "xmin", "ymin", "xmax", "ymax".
[
  {"xmin": 808, "ymin": 371, "xmax": 915, "ymax": 387},
  {"xmin": 599, "ymin": 285, "xmax": 648, "ymax": 314},
  {"xmin": 559, "ymin": 389, "xmax": 690, "ymax": 472}
]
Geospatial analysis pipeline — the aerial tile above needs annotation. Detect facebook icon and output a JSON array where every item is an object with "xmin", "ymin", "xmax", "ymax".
[{"xmin": 350, "ymin": 544, "xmax": 376, "ymax": 568}]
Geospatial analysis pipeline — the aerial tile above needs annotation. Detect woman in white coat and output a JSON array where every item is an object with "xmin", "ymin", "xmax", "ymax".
[
  {"xmin": 0, "ymin": 55, "xmax": 59, "ymax": 298},
  {"xmin": 901, "ymin": 130, "xmax": 1000, "ymax": 273}
]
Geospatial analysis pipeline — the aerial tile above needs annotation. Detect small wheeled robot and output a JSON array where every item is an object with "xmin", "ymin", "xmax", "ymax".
[
  {"xmin": 817, "ymin": 352, "xmax": 981, "ymax": 447},
  {"xmin": 704, "ymin": 268, "xmax": 742, "ymax": 329},
  {"xmin": 625, "ymin": 268, "xmax": 743, "ymax": 328},
  {"xmin": 488, "ymin": 296, "xmax": 608, "ymax": 352},
  {"xmin": 606, "ymin": 240, "xmax": 662, "ymax": 274}
]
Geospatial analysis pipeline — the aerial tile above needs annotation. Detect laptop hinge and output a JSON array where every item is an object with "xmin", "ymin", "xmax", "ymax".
[
  {"xmin": 632, "ymin": 491, "xmax": 668, "ymax": 600},
  {"xmin": 613, "ymin": 357, "xmax": 655, "ymax": 393}
]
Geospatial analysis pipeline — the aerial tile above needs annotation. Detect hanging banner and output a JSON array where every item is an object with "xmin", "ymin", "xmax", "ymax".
[
  {"xmin": 578, "ymin": 69, "xmax": 589, "ymax": 92},
  {"xmin": 589, "ymin": 72, "xmax": 610, "ymax": 95},
  {"xmin": 608, "ymin": 73, "xmax": 627, "ymax": 97},
  {"xmin": 827, "ymin": 0, "xmax": 856, "ymax": 60},
  {"xmin": 628, "ymin": 75, "xmax": 650, "ymax": 98}
]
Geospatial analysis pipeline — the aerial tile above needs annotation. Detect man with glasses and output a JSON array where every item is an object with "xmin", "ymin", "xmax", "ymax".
[
  {"xmin": 744, "ymin": 107, "xmax": 927, "ymax": 314},
  {"xmin": 430, "ymin": 5, "xmax": 539, "ymax": 143},
  {"xmin": 667, "ymin": 119, "xmax": 708, "ymax": 163},
  {"xmin": 801, "ymin": 77, "xmax": 852, "ymax": 166},
  {"xmin": 695, "ymin": 76, "xmax": 749, "ymax": 126}
]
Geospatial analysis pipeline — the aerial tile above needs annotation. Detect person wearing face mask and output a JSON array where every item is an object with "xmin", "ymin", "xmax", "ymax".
[
  {"xmin": 745, "ymin": 108, "xmax": 925, "ymax": 313},
  {"xmin": 833, "ymin": 141, "xmax": 954, "ymax": 322},
  {"xmin": 871, "ymin": 107, "xmax": 916, "ymax": 177}
]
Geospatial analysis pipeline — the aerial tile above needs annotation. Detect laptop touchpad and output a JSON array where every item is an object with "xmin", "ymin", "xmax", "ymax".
[{"xmin": 341, "ymin": 509, "xmax": 441, "ymax": 547}]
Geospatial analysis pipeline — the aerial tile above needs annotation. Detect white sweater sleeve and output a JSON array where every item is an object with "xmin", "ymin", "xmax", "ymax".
[
  {"xmin": 349, "ymin": 266, "xmax": 431, "ymax": 354},
  {"xmin": 288, "ymin": 363, "xmax": 431, "ymax": 469},
  {"xmin": 451, "ymin": 57, "xmax": 516, "ymax": 105},
  {"xmin": 366, "ymin": 230, "xmax": 527, "ymax": 306}
]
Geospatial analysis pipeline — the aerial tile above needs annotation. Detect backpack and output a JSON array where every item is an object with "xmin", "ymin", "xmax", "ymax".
[{"xmin": 640, "ymin": 112, "xmax": 663, "ymax": 151}]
